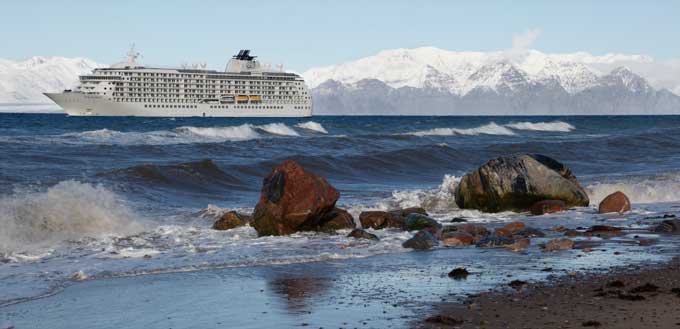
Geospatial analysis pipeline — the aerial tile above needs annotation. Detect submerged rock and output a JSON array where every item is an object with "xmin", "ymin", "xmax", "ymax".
[
  {"xmin": 476, "ymin": 236, "xmax": 514, "ymax": 248},
  {"xmin": 515, "ymin": 227, "xmax": 546, "ymax": 238},
  {"xmin": 251, "ymin": 160, "xmax": 340, "ymax": 236},
  {"xmin": 506, "ymin": 238, "xmax": 531, "ymax": 252},
  {"xmin": 502, "ymin": 221, "xmax": 526, "ymax": 234},
  {"xmin": 212, "ymin": 211, "xmax": 251, "ymax": 230},
  {"xmin": 402, "ymin": 230, "xmax": 439, "ymax": 250},
  {"xmin": 530, "ymin": 199, "xmax": 567, "ymax": 215},
  {"xmin": 347, "ymin": 229, "xmax": 379, "ymax": 241},
  {"xmin": 586, "ymin": 225, "xmax": 624, "ymax": 238},
  {"xmin": 541, "ymin": 238, "xmax": 575, "ymax": 252},
  {"xmin": 492, "ymin": 228, "xmax": 514, "ymax": 239},
  {"xmin": 654, "ymin": 219, "xmax": 680, "ymax": 234},
  {"xmin": 598, "ymin": 191, "xmax": 631, "ymax": 214},
  {"xmin": 455, "ymin": 154, "xmax": 589, "ymax": 212}
]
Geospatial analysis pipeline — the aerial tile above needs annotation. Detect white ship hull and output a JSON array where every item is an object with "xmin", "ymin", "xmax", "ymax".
[{"xmin": 44, "ymin": 92, "xmax": 312, "ymax": 117}]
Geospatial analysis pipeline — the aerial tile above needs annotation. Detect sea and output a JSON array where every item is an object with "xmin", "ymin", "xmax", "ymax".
[{"xmin": 2, "ymin": 113, "xmax": 680, "ymax": 328}]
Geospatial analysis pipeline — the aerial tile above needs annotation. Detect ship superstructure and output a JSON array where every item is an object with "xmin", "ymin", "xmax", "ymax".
[{"xmin": 45, "ymin": 48, "xmax": 312, "ymax": 117}]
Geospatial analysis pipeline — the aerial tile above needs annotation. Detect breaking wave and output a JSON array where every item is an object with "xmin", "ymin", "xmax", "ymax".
[
  {"xmin": 295, "ymin": 121, "xmax": 329, "ymax": 134},
  {"xmin": 505, "ymin": 121, "xmax": 575, "ymax": 132},
  {"xmin": 407, "ymin": 122, "xmax": 516, "ymax": 136},
  {"xmin": 586, "ymin": 173, "xmax": 680, "ymax": 204},
  {"xmin": 0, "ymin": 181, "xmax": 143, "ymax": 253},
  {"xmin": 256, "ymin": 123, "xmax": 300, "ymax": 136},
  {"xmin": 56, "ymin": 123, "xmax": 302, "ymax": 145},
  {"xmin": 388, "ymin": 174, "xmax": 460, "ymax": 212}
]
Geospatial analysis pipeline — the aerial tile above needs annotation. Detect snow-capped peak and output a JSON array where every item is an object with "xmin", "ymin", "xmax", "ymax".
[
  {"xmin": 0, "ymin": 56, "xmax": 102, "ymax": 104},
  {"xmin": 303, "ymin": 47, "xmax": 663, "ymax": 96}
]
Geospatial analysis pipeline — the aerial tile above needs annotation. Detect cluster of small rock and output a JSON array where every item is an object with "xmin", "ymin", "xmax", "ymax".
[{"xmin": 209, "ymin": 154, "xmax": 679, "ymax": 253}]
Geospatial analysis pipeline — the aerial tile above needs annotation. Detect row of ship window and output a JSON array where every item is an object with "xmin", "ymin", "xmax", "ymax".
[
  {"xmin": 144, "ymin": 104, "xmax": 198, "ymax": 109},
  {"xmin": 141, "ymin": 104, "xmax": 309, "ymax": 110}
]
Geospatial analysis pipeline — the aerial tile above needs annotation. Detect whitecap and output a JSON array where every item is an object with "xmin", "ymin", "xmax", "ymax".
[
  {"xmin": 295, "ymin": 121, "xmax": 329, "ymax": 134},
  {"xmin": 50, "ymin": 123, "xmax": 303, "ymax": 145},
  {"xmin": 407, "ymin": 122, "xmax": 516, "ymax": 136},
  {"xmin": 505, "ymin": 121, "xmax": 575, "ymax": 132},
  {"xmin": 254, "ymin": 123, "xmax": 300, "ymax": 136}
]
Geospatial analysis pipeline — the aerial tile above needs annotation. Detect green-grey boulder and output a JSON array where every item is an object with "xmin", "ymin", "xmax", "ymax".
[{"xmin": 455, "ymin": 154, "xmax": 589, "ymax": 213}]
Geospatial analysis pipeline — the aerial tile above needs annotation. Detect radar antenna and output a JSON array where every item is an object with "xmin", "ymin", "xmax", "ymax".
[{"xmin": 126, "ymin": 43, "xmax": 141, "ymax": 66}]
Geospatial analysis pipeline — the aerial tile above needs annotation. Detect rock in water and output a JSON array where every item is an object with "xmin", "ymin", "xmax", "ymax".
[
  {"xmin": 476, "ymin": 236, "xmax": 514, "ymax": 248},
  {"xmin": 359, "ymin": 211, "xmax": 392, "ymax": 229},
  {"xmin": 441, "ymin": 232, "xmax": 475, "ymax": 246},
  {"xmin": 455, "ymin": 154, "xmax": 589, "ymax": 213},
  {"xmin": 404, "ymin": 213, "xmax": 441, "ymax": 231},
  {"xmin": 598, "ymin": 191, "xmax": 631, "ymax": 214},
  {"xmin": 314, "ymin": 207, "xmax": 356, "ymax": 232},
  {"xmin": 212, "ymin": 211, "xmax": 251, "ymax": 230},
  {"xmin": 402, "ymin": 230, "xmax": 439, "ymax": 250},
  {"xmin": 654, "ymin": 219, "xmax": 680, "ymax": 234},
  {"xmin": 252, "ymin": 160, "xmax": 340, "ymax": 236},
  {"xmin": 530, "ymin": 199, "xmax": 567, "ymax": 215},
  {"xmin": 347, "ymin": 229, "xmax": 379, "ymax": 241}
]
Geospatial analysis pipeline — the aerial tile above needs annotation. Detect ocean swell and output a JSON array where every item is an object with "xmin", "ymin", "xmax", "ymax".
[{"xmin": 101, "ymin": 159, "xmax": 249, "ymax": 192}]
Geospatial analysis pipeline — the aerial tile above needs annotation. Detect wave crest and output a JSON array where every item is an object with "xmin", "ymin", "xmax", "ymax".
[
  {"xmin": 407, "ymin": 123, "xmax": 516, "ymax": 137},
  {"xmin": 295, "ymin": 121, "xmax": 328, "ymax": 134},
  {"xmin": 0, "ymin": 181, "xmax": 143, "ymax": 253},
  {"xmin": 57, "ymin": 123, "xmax": 303, "ymax": 145},
  {"xmin": 505, "ymin": 121, "xmax": 575, "ymax": 132}
]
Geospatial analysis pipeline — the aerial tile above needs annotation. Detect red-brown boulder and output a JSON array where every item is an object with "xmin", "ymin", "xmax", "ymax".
[
  {"xmin": 441, "ymin": 232, "xmax": 475, "ymax": 246},
  {"xmin": 530, "ymin": 200, "xmax": 567, "ymax": 215},
  {"xmin": 598, "ymin": 191, "xmax": 631, "ymax": 214},
  {"xmin": 252, "ymin": 160, "xmax": 340, "ymax": 236},
  {"xmin": 359, "ymin": 211, "xmax": 394, "ymax": 229},
  {"xmin": 502, "ymin": 221, "xmax": 526, "ymax": 234}
]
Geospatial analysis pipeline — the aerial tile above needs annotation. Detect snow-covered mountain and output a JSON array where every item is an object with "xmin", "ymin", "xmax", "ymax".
[
  {"xmin": 0, "ymin": 56, "xmax": 101, "ymax": 104},
  {"xmin": 304, "ymin": 47, "xmax": 680, "ymax": 115}
]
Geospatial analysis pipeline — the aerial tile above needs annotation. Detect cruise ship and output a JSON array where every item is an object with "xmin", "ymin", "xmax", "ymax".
[{"xmin": 45, "ymin": 48, "xmax": 312, "ymax": 117}]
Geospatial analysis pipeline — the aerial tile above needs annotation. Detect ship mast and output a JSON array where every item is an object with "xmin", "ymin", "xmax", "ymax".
[{"xmin": 126, "ymin": 44, "xmax": 141, "ymax": 67}]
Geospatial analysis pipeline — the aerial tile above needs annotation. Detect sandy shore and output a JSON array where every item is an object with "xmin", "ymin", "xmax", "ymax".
[{"xmin": 421, "ymin": 257, "xmax": 680, "ymax": 329}]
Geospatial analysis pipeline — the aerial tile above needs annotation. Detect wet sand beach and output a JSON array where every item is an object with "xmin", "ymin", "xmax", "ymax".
[{"xmin": 422, "ymin": 258, "xmax": 680, "ymax": 329}]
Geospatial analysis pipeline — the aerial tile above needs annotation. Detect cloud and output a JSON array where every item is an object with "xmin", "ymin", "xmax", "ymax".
[{"xmin": 511, "ymin": 28, "xmax": 542, "ymax": 51}]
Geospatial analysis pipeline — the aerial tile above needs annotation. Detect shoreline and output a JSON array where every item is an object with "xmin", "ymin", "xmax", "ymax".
[{"xmin": 420, "ymin": 257, "xmax": 680, "ymax": 329}]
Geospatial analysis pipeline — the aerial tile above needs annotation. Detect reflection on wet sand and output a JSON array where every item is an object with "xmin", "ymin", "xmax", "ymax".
[{"xmin": 268, "ymin": 276, "xmax": 332, "ymax": 313}]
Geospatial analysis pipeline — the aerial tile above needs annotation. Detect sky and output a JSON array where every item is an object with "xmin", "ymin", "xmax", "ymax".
[{"xmin": 1, "ymin": 0, "xmax": 679, "ymax": 72}]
